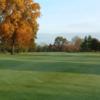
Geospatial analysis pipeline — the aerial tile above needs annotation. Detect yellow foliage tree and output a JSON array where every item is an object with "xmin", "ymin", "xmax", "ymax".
[{"xmin": 0, "ymin": 0, "xmax": 40, "ymax": 54}]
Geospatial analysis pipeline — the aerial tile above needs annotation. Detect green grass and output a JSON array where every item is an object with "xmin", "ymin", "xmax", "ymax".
[{"xmin": 0, "ymin": 52, "xmax": 100, "ymax": 100}]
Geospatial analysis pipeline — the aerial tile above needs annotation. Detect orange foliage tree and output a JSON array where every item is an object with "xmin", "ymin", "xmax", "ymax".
[{"xmin": 0, "ymin": 0, "xmax": 40, "ymax": 54}]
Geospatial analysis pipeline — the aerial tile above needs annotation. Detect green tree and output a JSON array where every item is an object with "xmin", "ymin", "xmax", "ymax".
[
  {"xmin": 54, "ymin": 36, "xmax": 68, "ymax": 51},
  {"xmin": 91, "ymin": 38, "xmax": 100, "ymax": 51},
  {"xmin": 81, "ymin": 35, "xmax": 92, "ymax": 51},
  {"xmin": 81, "ymin": 35, "xmax": 100, "ymax": 52}
]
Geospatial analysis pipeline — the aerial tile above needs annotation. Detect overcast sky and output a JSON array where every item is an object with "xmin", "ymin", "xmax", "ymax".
[{"xmin": 35, "ymin": 0, "xmax": 100, "ymax": 44}]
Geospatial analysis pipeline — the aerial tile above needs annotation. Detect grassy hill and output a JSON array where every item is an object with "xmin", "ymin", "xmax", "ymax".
[{"xmin": 0, "ymin": 52, "xmax": 100, "ymax": 100}]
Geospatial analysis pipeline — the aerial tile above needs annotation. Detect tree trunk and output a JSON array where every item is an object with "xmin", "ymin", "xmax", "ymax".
[
  {"xmin": 11, "ymin": 33, "xmax": 16, "ymax": 55},
  {"xmin": 11, "ymin": 44, "xmax": 15, "ymax": 55}
]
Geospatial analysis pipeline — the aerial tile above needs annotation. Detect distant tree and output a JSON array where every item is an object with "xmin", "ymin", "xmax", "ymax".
[
  {"xmin": 54, "ymin": 36, "xmax": 68, "ymax": 51},
  {"xmin": 87, "ymin": 35, "xmax": 92, "ymax": 51},
  {"xmin": 0, "ymin": 0, "xmax": 40, "ymax": 54},
  {"xmin": 72, "ymin": 36, "xmax": 82, "ymax": 51},
  {"xmin": 90, "ymin": 38, "xmax": 100, "ymax": 51},
  {"xmin": 81, "ymin": 35, "xmax": 100, "ymax": 52},
  {"xmin": 81, "ymin": 36, "xmax": 88, "ymax": 51},
  {"xmin": 48, "ymin": 44, "xmax": 57, "ymax": 52},
  {"xmin": 81, "ymin": 35, "xmax": 92, "ymax": 51},
  {"xmin": 35, "ymin": 43, "xmax": 49, "ymax": 52},
  {"xmin": 62, "ymin": 44, "xmax": 75, "ymax": 52},
  {"xmin": 48, "ymin": 44, "xmax": 52, "ymax": 51}
]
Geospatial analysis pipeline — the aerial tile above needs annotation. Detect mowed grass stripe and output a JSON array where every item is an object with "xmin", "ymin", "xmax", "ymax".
[
  {"xmin": 0, "ymin": 70, "xmax": 100, "ymax": 100},
  {"xmin": 0, "ymin": 53, "xmax": 100, "ymax": 75}
]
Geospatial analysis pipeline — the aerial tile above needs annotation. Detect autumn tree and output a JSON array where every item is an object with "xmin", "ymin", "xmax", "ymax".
[
  {"xmin": 0, "ymin": 0, "xmax": 40, "ymax": 54},
  {"xmin": 72, "ymin": 36, "xmax": 82, "ymax": 51}
]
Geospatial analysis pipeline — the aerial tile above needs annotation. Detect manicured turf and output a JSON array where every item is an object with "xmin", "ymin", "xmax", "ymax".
[{"xmin": 0, "ymin": 52, "xmax": 100, "ymax": 100}]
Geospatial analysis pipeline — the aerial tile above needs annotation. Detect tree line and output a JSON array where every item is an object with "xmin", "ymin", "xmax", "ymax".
[
  {"xmin": 35, "ymin": 35, "xmax": 100, "ymax": 52},
  {"xmin": 0, "ymin": 35, "xmax": 100, "ymax": 53}
]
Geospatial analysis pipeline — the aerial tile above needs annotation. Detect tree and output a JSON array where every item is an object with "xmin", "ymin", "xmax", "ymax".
[
  {"xmin": 81, "ymin": 36, "xmax": 92, "ymax": 51},
  {"xmin": 72, "ymin": 36, "xmax": 82, "ymax": 51},
  {"xmin": 91, "ymin": 38, "xmax": 100, "ymax": 51},
  {"xmin": 81, "ymin": 35, "xmax": 100, "ymax": 52},
  {"xmin": 54, "ymin": 36, "xmax": 68, "ymax": 51},
  {"xmin": 0, "ymin": 0, "xmax": 40, "ymax": 54}
]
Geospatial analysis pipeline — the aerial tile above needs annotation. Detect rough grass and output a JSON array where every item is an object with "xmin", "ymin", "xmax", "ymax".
[{"xmin": 0, "ymin": 52, "xmax": 100, "ymax": 100}]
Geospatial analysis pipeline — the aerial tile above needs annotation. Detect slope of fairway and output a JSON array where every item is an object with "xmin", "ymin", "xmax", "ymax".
[{"xmin": 0, "ymin": 52, "xmax": 100, "ymax": 100}]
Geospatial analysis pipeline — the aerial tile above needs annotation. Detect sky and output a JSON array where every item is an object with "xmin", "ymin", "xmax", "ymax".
[{"xmin": 35, "ymin": 0, "xmax": 100, "ymax": 44}]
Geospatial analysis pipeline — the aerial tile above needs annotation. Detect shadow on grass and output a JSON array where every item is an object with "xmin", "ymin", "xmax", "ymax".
[{"xmin": 0, "ymin": 59, "xmax": 100, "ymax": 75}]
